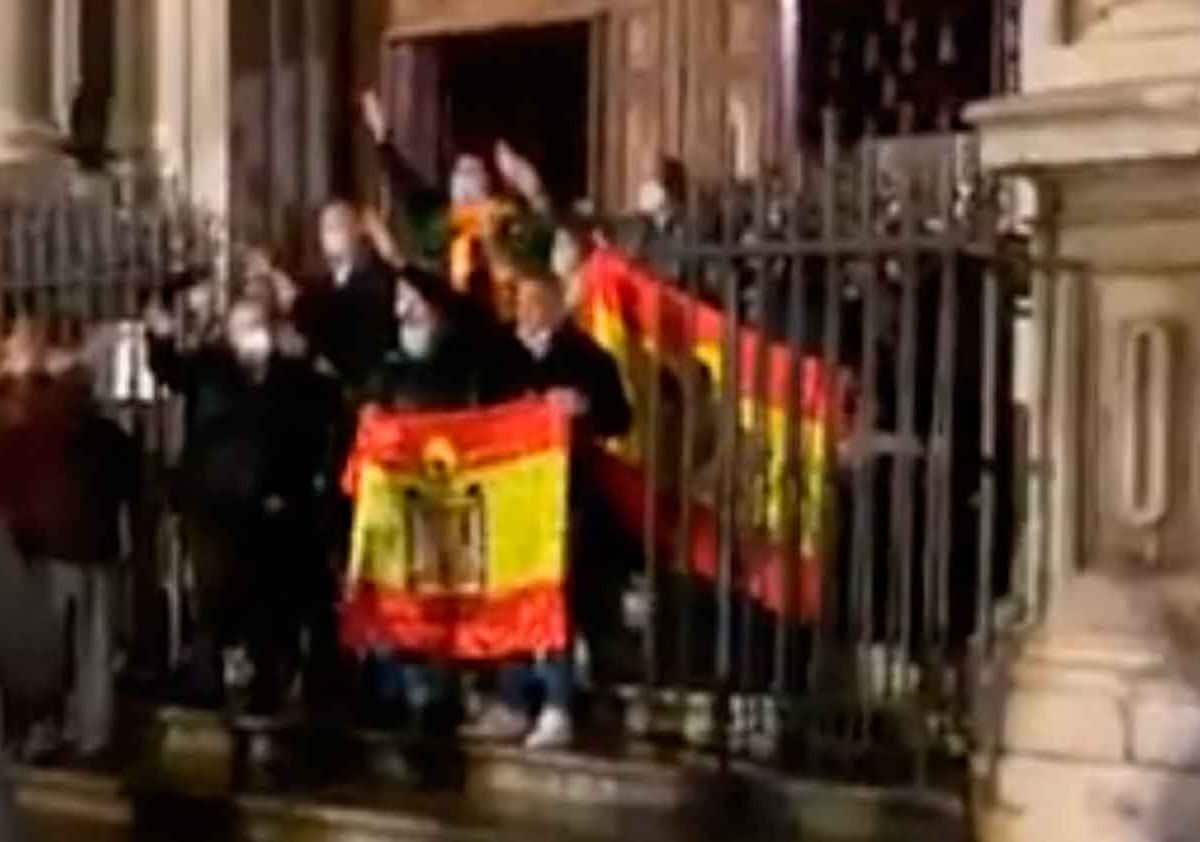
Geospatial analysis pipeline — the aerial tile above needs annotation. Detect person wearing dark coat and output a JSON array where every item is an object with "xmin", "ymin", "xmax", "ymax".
[
  {"xmin": 0, "ymin": 325, "xmax": 137, "ymax": 763},
  {"xmin": 0, "ymin": 520, "xmax": 63, "ymax": 842},
  {"xmin": 465, "ymin": 270, "xmax": 632, "ymax": 750},
  {"xmin": 354, "ymin": 259, "xmax": 536, "ymax": 739},
  {"xmin": 147, "ymin": 297, "xmax": 341, "ymax": 714},
  {"xmin": 273, "ymin": 202, "xmax": 398, "ymax": 394},
  {"xmin": 362, "ymin": 262, "xmax": 535, "ymax": 412}
]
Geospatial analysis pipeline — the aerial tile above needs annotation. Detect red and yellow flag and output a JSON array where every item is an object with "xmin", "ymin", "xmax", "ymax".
[
  {"xmin": 579, "ymin": 249, "xmax": 846, "ymax": 622},
  {"xmin": 340, "ymin": 400, "xmax": 570, "ymax": 660}
]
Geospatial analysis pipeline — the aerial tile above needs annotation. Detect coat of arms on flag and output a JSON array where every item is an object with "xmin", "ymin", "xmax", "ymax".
[{"xmin": 340, "ymin": 400, "xmax": 570, "ymax": 660}]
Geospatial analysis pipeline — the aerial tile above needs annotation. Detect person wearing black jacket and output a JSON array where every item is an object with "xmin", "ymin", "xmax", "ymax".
[
  {"xmin": 147, "ymin": 297, "xmax": 341, "ymax": 714},
  {"xmin": 0, "ymin": 520, "xmax": 63, "ymax": 842},
  {"xmin": 466, "ymin": 270, "xmax": 632, "ymax": 750},
  {"xmin": 353, "ymin": 254, "xmax": 536, "ymax": 739},
  {"xmin": 259, "ymin": 203, "xmax": 398, "ymax": 394},
  {"xmin": 361, "ymin": 261, "xmax": 535, "ymax": 411},
  {"xmin": 359, "ymin": 89, "xmax": 550, "ymax": 323}
]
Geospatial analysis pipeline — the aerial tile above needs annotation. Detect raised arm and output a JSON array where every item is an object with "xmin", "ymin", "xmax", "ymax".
[
  {"xmin": 144, "ymin": 303, "xmax": 194, "ymax": 393},
  {"xmin": 360, "ymin": 90, "xmax": 446, "ymax": 234}
]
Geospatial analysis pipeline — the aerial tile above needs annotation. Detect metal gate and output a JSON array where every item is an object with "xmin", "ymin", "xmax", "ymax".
[
  {"xmin": 610, "ymin": 115, "xmax": 1083, "ymax": 790},
  {"xmin": 0, "ymin": 136, "xmax": 1081, "ymax": 797}
]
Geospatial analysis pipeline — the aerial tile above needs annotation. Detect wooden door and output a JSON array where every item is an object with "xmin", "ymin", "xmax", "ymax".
[{"xmin": 381, "ymin": 39, "xmax": 445, "ymax": 192}]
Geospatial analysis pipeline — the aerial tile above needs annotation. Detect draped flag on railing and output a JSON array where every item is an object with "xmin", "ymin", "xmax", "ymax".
[
  {"xmin": 579, "ymin": 248, "xmax": 845, "ymax": 622},
  {"xmin": 340, "ymin": 400, "xmax": 570, "ymax": 660}
]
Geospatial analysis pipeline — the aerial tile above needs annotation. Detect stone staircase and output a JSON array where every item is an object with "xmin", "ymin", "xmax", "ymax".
[{"xmin": 13, "ymin": 706, "xmax": 968, "ymax": 841}]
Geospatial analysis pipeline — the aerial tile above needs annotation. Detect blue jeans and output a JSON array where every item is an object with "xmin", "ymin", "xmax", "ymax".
[
  {"xmin": 499, "ymin": 655, "xmax": 572, "ymax": 712},
  {"xmin": 376, "ymin": 656, "xmax": 452, "ymax": 711}
]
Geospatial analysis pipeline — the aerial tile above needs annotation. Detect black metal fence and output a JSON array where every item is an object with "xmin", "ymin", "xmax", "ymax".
[
  {"xmin": 0, "ymin": 130, "xmax": 1080, "ymax": 794},
  {"xmin": 609, "ymin": 118, "xmax": 1081, "ymax": 789}
]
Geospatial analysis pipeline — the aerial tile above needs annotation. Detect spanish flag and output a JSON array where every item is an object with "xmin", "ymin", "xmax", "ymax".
[
  {"xmin": 340, "ymin": 400, "xmax": 570, "ymax": 660},
  {"xmin": 579, "ymin": 249, "xmax": 845, "ymax": 621}
]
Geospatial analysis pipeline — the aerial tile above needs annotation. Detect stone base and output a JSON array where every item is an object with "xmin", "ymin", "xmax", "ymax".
[
  {"xmin": 973, "ymin": 574, "xmax": 1200, "ymax": 842},
  {"xmin": 978, "ymin": 754, "xmax": 1200, "ymax": 842}
]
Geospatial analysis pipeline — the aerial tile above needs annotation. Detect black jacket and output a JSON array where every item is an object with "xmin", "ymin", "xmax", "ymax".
[
  {"xmin": 292, "ymin": 251, "xmax": 397, "ymax": 389},
  {"xmin": 148, "ymin": 341, "xmax": 341, "ymax": 519},
  {"xmin": 363, "ymin": 266, "xmax": 535, "ymax": 411},
  {"xmin": 528, "ymin": 324, "xmax": 632, "ymax": 513},
  {"xmin": 528, "ymin": 323, "xmax": 632, "ymax": 443},
  {"xmin": 0, "ymin": 523, "xmax": 63, "ymax": 711}
]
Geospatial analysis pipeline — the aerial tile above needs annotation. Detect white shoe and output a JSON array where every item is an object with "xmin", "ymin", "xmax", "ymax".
[
  {"xmin": 523, "ymin": 706, "xmax": 573, "ymax": 751},
  {"xmin": 460, "ymin": 704, "xmax": 530, "ymax": 742}
]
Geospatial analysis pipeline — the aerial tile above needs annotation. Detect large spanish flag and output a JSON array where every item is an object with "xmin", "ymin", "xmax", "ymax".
[
  {"xmin": 340, "ymin": 400, "xmax": 570, "ymax": 660},
  {"xmin": 580, "ymin": 248, "xmax": 845, "ymax": 622}
]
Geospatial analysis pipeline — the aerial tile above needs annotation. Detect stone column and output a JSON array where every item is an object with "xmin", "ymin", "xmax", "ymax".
[
  {"xmin": 968, "ymin": 1, "xmax": 1200, "ymax": 840},
  {"xmin": 150, "ymin": 0, "xmax": 230, "ymax": 219},
  {"xmin": 0, "ymin": 0, "xmax": 63, "ymax": 163},
  {"xmin": 108, "ymin": 0, "xmax": 151, "ymax": 158}
]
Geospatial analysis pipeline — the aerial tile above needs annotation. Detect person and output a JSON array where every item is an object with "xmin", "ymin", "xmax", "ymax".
[
  {"xmin": 359, "ymin": 89, "xmax": 549, "ymax": 322},
  {"xmin": 352, "ymin": 227, "xmax": 536, "ymax": 737},
  {"xmin": 146, "ymin": 297, "xmax": 341, "ymax": 715},
  {"xmin": 0, "ymin": 321, "xmax": 137, "ymax": 763},
  {"xmin": 616, "ymin": 157, "xmax": 688, "ymax": 280},
  {"xmin": 360, "ymin": 222, "xmax": 536, "ymax": 412},
  {"xmin": 465, "ymin": 267, "xmax": 632, "ymax": 749},
  {"xmin": 261, "ymin": 202, "xmax": 397, "ymax": 392},
  {"xmin": 0, "ymin": 518, "xmax": 64, "ymax": 842}
]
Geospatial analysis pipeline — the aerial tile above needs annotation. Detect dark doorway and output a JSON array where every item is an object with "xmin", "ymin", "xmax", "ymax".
[{"xmin": 384, "ymin": 21, "xmax": 592, "ymax": 207}]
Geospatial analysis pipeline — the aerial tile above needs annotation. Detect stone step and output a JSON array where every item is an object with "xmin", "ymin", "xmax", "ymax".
[
  {"xmin": 15, "ymin": 762, "xmax": 967, "ymax": 842},
  {"xmin": 13, "ymin": 704, "xmax": 967, "ymax": 841}
]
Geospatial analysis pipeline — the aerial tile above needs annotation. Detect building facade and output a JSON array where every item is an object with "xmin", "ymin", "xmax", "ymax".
[{"xmin": 0, "ymin": 0, "xmax": 1010, "ymax": 262}]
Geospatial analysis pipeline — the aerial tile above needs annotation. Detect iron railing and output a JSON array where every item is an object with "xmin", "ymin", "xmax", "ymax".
[
  {"xmin": 609, "ymin": 116, "xmax": 1083, "ymax": 789},
  {"xmin": 0, "ymin": 127, "xmax": 1082, "ymax": 796}
]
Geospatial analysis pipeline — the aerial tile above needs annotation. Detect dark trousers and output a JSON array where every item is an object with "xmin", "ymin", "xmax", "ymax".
[{"xmin": 184, "ymin": 505, "xmax": 322, "ymax": 712}]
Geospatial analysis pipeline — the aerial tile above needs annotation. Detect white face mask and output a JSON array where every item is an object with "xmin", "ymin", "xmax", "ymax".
[
  {"xmin": 231, "ymin": 327, "xmax": 273, "ymax": 364},
  {"xmin": 399, "ymin": 322, "xmax": 438, "ymax": 360},
  {"xmin": 637, "ymin": 180, "xmax": 669, "ymax": 216},
  {"xmin": 450, "ymin": 157, "xmax": 490, "ymax": 205},
  {"xmin": 551, "ymin": 230, "xmax": 582, "ymax": 280},
  {"xmin": 518, "ymin": 327, "xmax": 553, "ymax": 360},
  {"xmin": 321, "ymin": 228, "xmax": 360, "ymax": 277}
]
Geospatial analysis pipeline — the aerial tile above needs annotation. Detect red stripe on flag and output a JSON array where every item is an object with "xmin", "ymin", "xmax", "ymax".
[
  {"xmin": 342, "ymin": 398, "xmax": 569, "ymax": 498},
  {"xmin": 595, "ymin": 451, "xmax": 821, "ymax": 621},
  {"xmin": 340, "ymin": 581, "xmax": 569, "ymax": 661}
]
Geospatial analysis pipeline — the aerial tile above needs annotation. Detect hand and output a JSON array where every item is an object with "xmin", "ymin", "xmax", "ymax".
[
  {"xmin": 276, "ymin": 325, "xmax": 308, "ymax": 358},
  {"xmin": 361, "ymin": 207, "xmax": 404, "ymax": 267},
  {"xmin": 270, "ymin": 269, "xmax": 299, "ymax": 313},
  {"xmin": 244, "ymin": 246, "xmax": 274, "ymax": 279},
  {"xmin": 495, "ymin": 140, "xmax": 547, "ymax": 210},
  {"xmin": 263, "ymin": 495, "xmax": 287, "ymax": 515},
  {"xmin": 622, "ymin": 585, "xmax": 656, "ymax": 630},
  {"xmin": 144, "ymin": 302, "xmax": 174, "ymax": 339},
  {"xmin": 360, "ymin": 89, "xmax": 388, "ymax": 145},
  {"xmin": 547, "ymin": 387, "xmax": 588, "ymax": 418}
]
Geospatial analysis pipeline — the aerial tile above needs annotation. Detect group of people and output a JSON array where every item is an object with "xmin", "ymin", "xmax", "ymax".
[{"xmin": 0, "ymin": 89, "xmax": 632, "ymax": 759}]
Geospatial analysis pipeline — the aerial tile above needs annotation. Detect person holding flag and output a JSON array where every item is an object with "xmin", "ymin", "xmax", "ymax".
[{"xmin": 461, "ymin": 230, "xmax": 632, "ymax": 750}]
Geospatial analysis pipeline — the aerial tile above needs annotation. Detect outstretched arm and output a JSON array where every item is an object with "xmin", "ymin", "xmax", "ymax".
[
  {"xmin": 360, "ymin": 90, "xmax": 446, "ymax": 231},
  {"xmin": 144, "ymin": 304, "xmax": 195, "ymax": 393},
  {"xmin": 495, "ymin": 140, "xmax": 551, "ymax": 214}
]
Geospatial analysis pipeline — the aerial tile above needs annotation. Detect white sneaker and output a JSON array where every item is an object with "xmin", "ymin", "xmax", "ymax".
[
  {"xmin": 460, "ymin": 703, "xmax": 530, "ymax": 742},
  {"xmin": 523, "ymin": 706, "xmax": 573, "ymax": 751}
]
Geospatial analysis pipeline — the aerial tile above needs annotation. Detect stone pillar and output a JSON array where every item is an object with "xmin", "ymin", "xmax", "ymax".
[
  {"xmin": 150, "ymin": 0, "xmax": 230, "ymax": 219},
  {"xmin": 108, "ymin": 0, "xmax": 151, "ymax": 158},
  {"xmin": 0, "ymin": 0, "xmax": 63, "ymax": 163},
  {"xmin": 968, "ymin": 1, "xmax": 1200, "ymax": 840}
]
